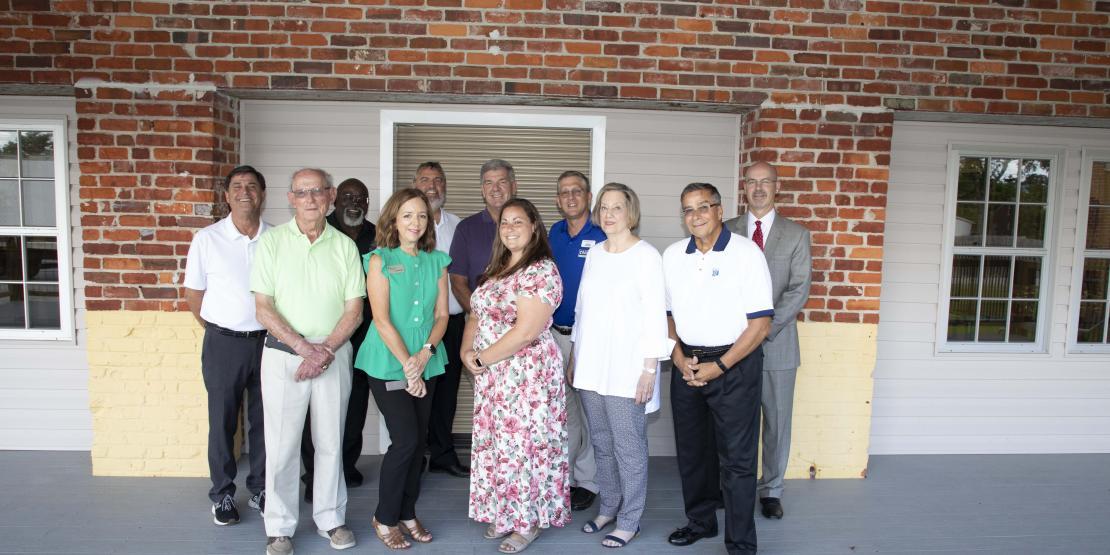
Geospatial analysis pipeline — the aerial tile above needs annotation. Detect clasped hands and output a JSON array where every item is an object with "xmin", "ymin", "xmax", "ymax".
[
  {"xmin": 294, "ymin": 341, "xmax": 335, "ymax": 382},
  {"xmin": 673, "ymin": 354, "xmax": 724, "ymax": 388},
  {"xmin": 401, "ymin": 349, "xmax": 432, "ymax": 398}
]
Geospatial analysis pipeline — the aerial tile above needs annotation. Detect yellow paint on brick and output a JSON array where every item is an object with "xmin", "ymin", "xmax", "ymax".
[
  {"xmin": 784, "ymin": 321, "xmax": 876, "ymax": 480},
  {"xmin": 87, "ymin": 311, "xmax": 211, "ymax": 477}
]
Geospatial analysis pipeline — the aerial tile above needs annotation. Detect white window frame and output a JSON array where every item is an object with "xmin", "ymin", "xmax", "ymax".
[
  {"xmin": 0, "ymin": 117, "xmax": 73, "ymax": 341},
  {"xmin": 378, "ymin": 110, "xmax": 606, "ymax": 211},
  {"xmin": 935, "ymin": 144, "xmax": 1063, "ymax": 354},
  {"xmin": 1067, "ymin": 148, "xmax": 1110, "ymax": 354}
]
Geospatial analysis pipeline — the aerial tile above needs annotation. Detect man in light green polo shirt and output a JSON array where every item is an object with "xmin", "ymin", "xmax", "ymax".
[{"xmin": 251, "ymin": 168, "xmax": 364, "ymax": 555}]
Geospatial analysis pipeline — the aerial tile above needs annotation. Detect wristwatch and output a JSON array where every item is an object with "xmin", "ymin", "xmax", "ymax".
[
  {"xmin": 423, "ymin": 343, "xmax": 436, "ymax": 355},
  {"xmin": 474, "ymin": 356, "xmax": 485, "ymax": 368},
  {"xmin": 715, "ymin": 358, "xmax": 729, "ymax": 372}
]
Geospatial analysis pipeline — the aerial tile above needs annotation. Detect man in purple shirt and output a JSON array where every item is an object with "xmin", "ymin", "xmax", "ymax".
[{"xmin": 448, "ymin": 159, "xmax": 517, "ymax": 313}]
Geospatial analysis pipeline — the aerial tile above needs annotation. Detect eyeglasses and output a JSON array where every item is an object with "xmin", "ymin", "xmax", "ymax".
[
  {"xmin": 743, "ymin": 178, "xmax": 777, "ymax": 187},
  {"xmin": 558, "ymin": 188, "xmax": 586, "ymax": 199},
  {"xmin": 291, "ymin": 187, "xmax": 331, "ymax": 199},
  {"xmin": 681, "ymin": 203, "xmax": 720, "ymax": 218}
]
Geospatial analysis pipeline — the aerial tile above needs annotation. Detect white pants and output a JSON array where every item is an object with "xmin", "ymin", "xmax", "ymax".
[{"xmin": 262, "ymin": 341, "xmax": 352, "ymax": 538}]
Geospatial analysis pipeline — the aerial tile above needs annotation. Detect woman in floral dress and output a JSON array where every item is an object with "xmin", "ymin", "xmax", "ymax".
[{"xmin": 461, "ymin": 198, "xmax": 570, "ymax": 554}]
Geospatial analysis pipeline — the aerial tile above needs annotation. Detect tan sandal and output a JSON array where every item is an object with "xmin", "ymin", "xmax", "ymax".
[
  {"xmin": 484, "ymin": 523, "xmax": 510, "ymax": 540},
  {"xmin": 398, "ymin": 518, "xmax": 432, "ymax": 543},
  {"xmin": 372, "ymin": 516, "xmax": 411, "ymax": 550},
  {"xmin": 498, "ymin": 527, "xmax": 540, "ymax": 553}
]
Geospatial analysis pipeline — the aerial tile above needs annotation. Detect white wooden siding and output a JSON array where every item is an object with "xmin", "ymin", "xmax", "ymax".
[
  {"xmin": 873, "ymin": 120, "xmax": 1110, "ymax": 455},
  {"xmin": 0, "ymin": 96, "xmax": 90, "ymax": 450},
  {"xmin": 242, "ymin": 100, "xmax": 741, "ymax": 455}
]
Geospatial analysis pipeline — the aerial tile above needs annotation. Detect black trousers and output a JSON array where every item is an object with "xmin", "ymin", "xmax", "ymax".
[
  {"xmin": 427, "ymin": 313, "xmax": 465, "ymax": 468},
  {"xmin": 302, "ymin": 364, "xmax": 369, "ymax": 485},
  {"xmin": 671, "ymin": 346, "xmax": 763, "ymax": 555},
  {"xmin": 201, "ymin": 328, "xmax": 266, "ymax": 502},
  {"xmin": 369, "ymin": 376, "xmax": 437, "ymax": 525}
]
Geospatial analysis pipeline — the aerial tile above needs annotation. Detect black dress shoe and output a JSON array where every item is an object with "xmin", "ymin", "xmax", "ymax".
[
  {"xmin": 345, "ymin": 468, "xmax": 363, "ymax": 488},
  {"xmin": 667, "ymin": 526, "xmax": 718, "ymax": 546},
  {"xmin": 760, "ymin": 497, "xmax": 784, "ymax": 519},
  {"xmin": 428, "ymin": 462, "xmax": 470, "ymax": 478},
  {"xmin": 570, "ymin": 487, "xmax": 596, "ymax": 511}
]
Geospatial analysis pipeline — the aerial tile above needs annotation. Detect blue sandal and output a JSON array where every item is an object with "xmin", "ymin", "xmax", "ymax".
[
  {"xmin": 581, "ymin": 518, "xmax": 615, "ymax": 534},
  {"xmin": 601, "ymin": 528, "xmax": 640, "ymax": 548}
]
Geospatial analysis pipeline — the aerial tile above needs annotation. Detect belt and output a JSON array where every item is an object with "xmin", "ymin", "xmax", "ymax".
[
  {"xmin": 551, "ymin": 324, "xmax": 572, "ymax": 336},
  {"xmin": 209, "ymin": 324, "xmax": 266, "ymax": 339},
  {"xmin": 679, "ymin": 342, "xmax": 732, "ymax": 360},
  {"xmin": 264, "ymin": 335, "xmax": 299, "ymax": 355}
]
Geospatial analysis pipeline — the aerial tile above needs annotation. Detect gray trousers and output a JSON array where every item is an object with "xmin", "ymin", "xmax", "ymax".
[
  {"xmin": 551, "ymin": 330, "xmax": 598, "ymax": 492},
  {"xmin": 758, "ymin": 367, "xmax": 797, "ymax": 499},
  {"xmin": 579, "ymin": 390, "xmax": 648, "ymax": 531}
]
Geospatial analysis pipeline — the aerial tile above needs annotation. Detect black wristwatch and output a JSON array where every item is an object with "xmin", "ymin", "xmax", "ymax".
[
  {"xmin": 474, "ymin": 356, "xmax": 485, "ymax": 368},
  {"xmin": 423, "ymin": 343, "xmax": 437, "ymax": 355},
  {"xmin": 715, "ymin": 358, "xmax": 729, "ymax": 373}
]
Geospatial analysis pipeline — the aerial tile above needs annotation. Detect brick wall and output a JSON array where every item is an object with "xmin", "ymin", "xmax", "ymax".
[
  {"xmin": 3, "ymin": 0, "xmax": 1108, "ymax": 320},
  {"xmin": 76, "ymin": 86, "xmax": 239, "ymax": 310}
]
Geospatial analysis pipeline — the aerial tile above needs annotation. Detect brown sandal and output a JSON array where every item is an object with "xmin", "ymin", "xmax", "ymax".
[
  {"xmin": 372, "ymin": 516, "xmax": 411, "ymax": 550},
  {"xmin": 398, "ymin": 518, "xmax": 433, "ymax": 543}
]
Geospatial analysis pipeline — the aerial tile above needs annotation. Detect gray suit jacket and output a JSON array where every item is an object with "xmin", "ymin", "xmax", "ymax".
[{"xmin": 724, "ymin": 214, "xmax": 811, "ymax": 371}]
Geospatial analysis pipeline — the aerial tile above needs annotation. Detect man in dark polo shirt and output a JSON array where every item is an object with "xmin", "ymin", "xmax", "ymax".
[
  {"xmin": 548, "ymin": 170, "xmax": 605, "ymax": 511},
  {"xmin": 448, "ymin": 159, "xmax": 517, "ymax": 313},
  {"xmin": 301, "ymin": 178, "xmax": 376, "ymax": 499}
]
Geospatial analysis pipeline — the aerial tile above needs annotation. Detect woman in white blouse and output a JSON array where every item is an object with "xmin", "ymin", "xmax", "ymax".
[{"xmin": 569, "ymin": 182, "xmax": 674, "ymax": 548}]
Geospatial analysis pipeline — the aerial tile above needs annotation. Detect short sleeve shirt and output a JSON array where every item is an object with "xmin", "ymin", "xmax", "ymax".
[
  {"xmin": 250, "ymin": 219, "xmax": 366, "ymax": 338},
  {"xmin": 662, "ymin": 228, "xmax": 774, "ymax": 347},
  {"xmin": 183, "ymin": 217, "xmax": 269, "ymax": 331},
  {"xmin": 448, "ymin": 209, "xmax": 497, "ymax": 293},
  {"xmin": 549, "ymin": 219, "xmax": 606, "ymax": 327},
  {"xmin": 434, "ymin": 210, "xmax": 464, "ymax": 315},
  {"xmin": 354, "ymin": 247, "xmax": 451, "ymax": 381}
]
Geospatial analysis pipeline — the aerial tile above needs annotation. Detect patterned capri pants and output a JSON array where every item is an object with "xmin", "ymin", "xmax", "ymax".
[{"xmin": 578, "ymin": 389, "xmax": 649, "ymax": 531}]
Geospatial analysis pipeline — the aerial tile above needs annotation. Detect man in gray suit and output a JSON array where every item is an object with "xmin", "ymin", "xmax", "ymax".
[{"xmin": 724, "ymin": 161, "xmax": 812, "ymax": 519}]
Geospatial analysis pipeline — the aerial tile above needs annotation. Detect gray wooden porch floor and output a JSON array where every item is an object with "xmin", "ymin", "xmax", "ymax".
[{"xmin": 1, "ymin": 451, "xmax": 1108, "ymax": 554}]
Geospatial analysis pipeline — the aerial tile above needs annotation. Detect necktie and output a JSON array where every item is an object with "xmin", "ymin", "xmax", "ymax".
[{"xmin": 753, "ymin": 220, "xmax": 764, "ymax": 250}]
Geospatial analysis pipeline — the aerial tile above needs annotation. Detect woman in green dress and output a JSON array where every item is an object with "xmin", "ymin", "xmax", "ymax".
[{"xmin": 354, "ymin": 188, "xmax": 451, "ymax": 550}]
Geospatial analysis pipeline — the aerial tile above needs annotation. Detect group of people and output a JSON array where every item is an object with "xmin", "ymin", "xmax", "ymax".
[{"xmin": 184, "ymin": 157, "xmax": 811, "ymax": 555}]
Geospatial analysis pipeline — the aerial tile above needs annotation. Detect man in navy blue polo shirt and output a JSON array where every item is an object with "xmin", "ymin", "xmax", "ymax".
[{"xmin": 548, "ymin": 170, "xmax": 606, "ymax": 511}]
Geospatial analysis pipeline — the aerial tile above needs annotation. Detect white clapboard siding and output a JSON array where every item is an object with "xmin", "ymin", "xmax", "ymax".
[
  {"xmin": 872, "ymin": 120, "xmax": 1110, "ymax": 455},
  {"xmin": 0, "ymin": 96, "xmax": 91, "ymax": 450},
  {"xmin": 243, "ymin": 100, "xmax": 740, "ymax": 455}
]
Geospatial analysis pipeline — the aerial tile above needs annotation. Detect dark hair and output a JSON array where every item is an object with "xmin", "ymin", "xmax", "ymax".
[
  {"xmin": 480, "ymin": 198, "xmax": 552, "ymax": 284},
  {"xmin": 225, "ymin": 165, "xmax": 266, "ymax": 191},
  {"xmin": 480, "ymin": 158, "xmax": 515, "ymax": 182},
  {"xmin": 376, "ymin": 188, "xmax": 437, "ymax": 252},
  {"xmin": 413, "ymin": 161, "xmax": 446, "ymax": 182},
  {"xmin": 680, "ymin": 182, "xmax": 721, "ymax": 205},
  {"xmin": 557, "ymin": 170, "xmax": 590, "ymax": 193}
]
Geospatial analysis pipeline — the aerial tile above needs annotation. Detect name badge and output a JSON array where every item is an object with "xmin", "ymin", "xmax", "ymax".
[
  {"xmin": 387, "ymin": 264, "xmax": 405, "ymax": 274},
  {"xmin": 579, "ymin": 239, "xmax": 596, "ymax": 258}
]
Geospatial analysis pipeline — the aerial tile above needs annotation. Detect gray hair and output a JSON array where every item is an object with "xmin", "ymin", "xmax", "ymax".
[
  {"xmin": 680, "ymin": 182, "xmax": 721, "ymax": 205},
  {"xmin": 479, "ymin": 159, "xmax": 515, "ymax": 182},
  {"xmin": 413, "ymin": 161, "xmax": 446, "ymax": 183},
  {"xmin": 291, "ymin": 167, "xmax": 334, "ymax": 189}
]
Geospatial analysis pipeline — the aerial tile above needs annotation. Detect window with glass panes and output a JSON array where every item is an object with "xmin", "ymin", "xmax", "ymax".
[
  {"xmin": 1077, "ymin": 160, "xmax": 1110, "ymax": 346},
  {"xmin": 946, "ymin": 155, "xmax": 1051, "ymax": 344},
  {"xmin": 0, "ymin": 125, "xmax": 69, "ymax": 337}
]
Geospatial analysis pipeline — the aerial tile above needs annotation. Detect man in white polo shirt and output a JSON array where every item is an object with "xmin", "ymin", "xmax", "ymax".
[
  {"xmin": 662, "ymin": 182, "xmax": 773, "ymax": 555},
  {"xmin": 184, "ymin": 165, "xmax": 271, "ymax": 526}
]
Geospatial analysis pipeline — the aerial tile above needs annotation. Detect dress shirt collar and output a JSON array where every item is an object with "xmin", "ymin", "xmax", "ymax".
[
  {"xmin": 684, "ymin": 226, "xmax": 731, "ymax": 254},
  {"xmin": 746, "ymin": 208, "xmax": 777, "ymax": 233}
]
